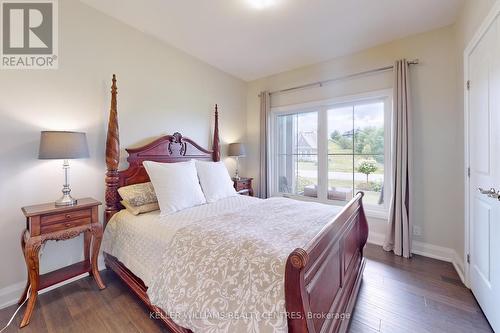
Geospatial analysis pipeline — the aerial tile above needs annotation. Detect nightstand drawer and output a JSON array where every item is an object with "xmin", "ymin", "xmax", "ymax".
[
  {"xmin": 40, "ymin": 217, "xmax": 91, "ymax": 234},
  {"xmin": 236, "ymin": 181, "xmax": 250, "ymax": 191},
  {"xmin": 232, "ymin": 177, "xmax": 254, "ymax": 196},
  {"xmin": 41, "ymin": 209, "xmax": 91, "ymax": 225}
]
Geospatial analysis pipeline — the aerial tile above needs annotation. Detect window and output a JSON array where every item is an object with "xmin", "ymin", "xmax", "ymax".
[
  {"xmin": 276, "ymin": 111, "xmax": 318, "ymax": 197},
  {"xmin": 270, "ymin": 91, "xmax": 392, "ymax": 215}
]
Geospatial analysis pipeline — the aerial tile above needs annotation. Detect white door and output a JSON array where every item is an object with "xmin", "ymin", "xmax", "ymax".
[{"xmin": 468, "ymin": 14, "xmax": 500, "ymax": 332}]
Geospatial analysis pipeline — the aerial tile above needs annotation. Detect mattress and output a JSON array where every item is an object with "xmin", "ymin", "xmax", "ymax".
[{"xmin": 102, "ymin": 195, "xmax": 261, "ymax": 286}]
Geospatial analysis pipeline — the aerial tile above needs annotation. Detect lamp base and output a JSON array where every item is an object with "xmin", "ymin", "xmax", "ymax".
[
  {"xmin": 234, "ymin": 157, "xmax": 241, "ymax": 180},
  {"xmin": 55, "ymin": 160, "xmax": 77, "ymax": 206},
  {"xmin": 55, "ymin": 193, "xmax": 77, "ymax": 206}
]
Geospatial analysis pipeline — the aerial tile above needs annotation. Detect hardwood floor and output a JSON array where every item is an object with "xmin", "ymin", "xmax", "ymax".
[
  {"xmin": 0, "ymin": 243, "xmax": 492, "ymax": 333},
  {"xmin": 350, "ymin": 244, "xmax": 492, "ymax": 333}
]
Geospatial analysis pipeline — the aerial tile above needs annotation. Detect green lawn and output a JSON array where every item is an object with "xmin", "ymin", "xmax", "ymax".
[
  {"xmin": 297, "ymin": 160, "xmax": 384, "ymax": 174},
  {"xmin": 328, "ymin": 141, "xmax": 351, "ymax": 154}
]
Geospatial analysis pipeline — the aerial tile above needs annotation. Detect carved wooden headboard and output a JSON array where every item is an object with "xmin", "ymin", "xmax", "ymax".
[{"xmin": 104, "ymin": 75, "xmax": 221, "ymax": 225}]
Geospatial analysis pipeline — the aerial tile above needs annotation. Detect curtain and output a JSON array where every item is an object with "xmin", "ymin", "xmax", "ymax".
[
  {"xmin": 383, "ymin": 59, "xmax": 412, "ymax": 258},
  {"xmin": 259, "ymin": 91, "xmax": 271, "ymax": 198}
]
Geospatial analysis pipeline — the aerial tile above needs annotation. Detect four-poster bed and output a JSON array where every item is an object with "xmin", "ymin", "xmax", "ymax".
[{"xmin": 103, "ymin": 75, "xmax": 369, "ymax": 333}]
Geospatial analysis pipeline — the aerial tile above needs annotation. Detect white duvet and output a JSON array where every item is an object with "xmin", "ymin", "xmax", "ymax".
[
  {"xmin": 103, "ymin": 195, "xmax": 342, "ymax": 333},
  {"xmin": 103, "ymin": 195, "xmax": 261, "ymax": 286}
]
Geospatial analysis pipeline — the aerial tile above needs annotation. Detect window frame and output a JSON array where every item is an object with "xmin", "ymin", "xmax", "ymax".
[{"xmin": 269, "ymin": 89, "xmax": 393, "ymax": 219}]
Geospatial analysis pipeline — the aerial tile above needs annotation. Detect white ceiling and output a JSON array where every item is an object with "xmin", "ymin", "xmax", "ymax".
[{"xmin": 80, "ymin": 0, "xmax": 464, "ymax": 81}]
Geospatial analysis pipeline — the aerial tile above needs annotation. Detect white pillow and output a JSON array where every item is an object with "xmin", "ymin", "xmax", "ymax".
[
  {"xmin": 195, "ymin": 160, "xmax": 237, "ymax": 203},
  {"xmin": 143, "ymin": 160, "xmax": 206, "ymax": 216}
]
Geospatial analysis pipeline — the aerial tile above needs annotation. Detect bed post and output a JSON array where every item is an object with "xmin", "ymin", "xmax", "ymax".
[
  {"xmin": 212, "ymin": 104, "xmax": 220, "ymax": 162},
  {"xmin": 105, "ymin": 74, "xmax": 120, "ymax": 226}
]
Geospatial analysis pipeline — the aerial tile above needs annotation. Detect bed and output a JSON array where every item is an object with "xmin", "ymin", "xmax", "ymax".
[{"xmin": 103, "ymin": 75, "xmax": 369, "ymax": 333}]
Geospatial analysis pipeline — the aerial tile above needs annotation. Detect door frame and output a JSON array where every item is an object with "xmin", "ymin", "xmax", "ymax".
[{"xmin": 464, "ymin": 0, "xmax": 500, "ymax": 288}]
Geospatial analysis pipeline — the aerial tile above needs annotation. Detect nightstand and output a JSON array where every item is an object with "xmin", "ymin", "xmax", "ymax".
[
  {"xmin": 232, "ymin": 177, "xmax": 254, "ymax": 196},
  {"xmin": 18, "ymin": 198, "xmax": 105, "ymax": 328}
]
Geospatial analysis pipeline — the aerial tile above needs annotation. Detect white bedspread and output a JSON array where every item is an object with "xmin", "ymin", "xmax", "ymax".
[
  {"xmin": 103, "ymin": 195, "xmax": 261, "ymax": 286},
  {"xmin": 103, "ymin": 196, "xmax": 342, "ymax": 333},
  {"xmin": 148, "ymin": 197, "xmax": 342, "ymax": 333}
]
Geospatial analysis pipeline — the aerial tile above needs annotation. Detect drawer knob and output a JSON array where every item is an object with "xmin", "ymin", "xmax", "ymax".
[
  {"xmin": 65, "ymin": 214, "xmax": 71, "ymax": 219},
  {"xmin": 65, "ymin": 223, "xmax": 72, "ymax": 227}
]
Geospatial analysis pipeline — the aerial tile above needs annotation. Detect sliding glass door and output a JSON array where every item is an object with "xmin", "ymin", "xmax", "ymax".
[{"xmin": 270, "ymin": 91, "xmax": 391, "ymax": 215}]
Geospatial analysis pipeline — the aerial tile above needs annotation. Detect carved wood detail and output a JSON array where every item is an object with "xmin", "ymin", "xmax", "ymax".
[
  {"xmin": 102, "ymin": 76, "xmax": 368, "ymax": 333},
  {"xmin": 105, "ymin": 74, "xmax": 120, "ymax": 224},
  {"xmin": 19, "ymin": 200, "xmax": 105, "ymax": 328},
  {"xmin": 21, "ymin": 236, "xmax": 41, "ymax": 327},
  {"xmin": 90, "ymin": 223, "xmax": 105, "ymax": 289},
  {"xmin": 213, "ymin": 104, "xmax": 220, "ymax": 162},
  {"xmin": 40, "ymin": 225, "xmax": 90, "ymax": 242},
  {"xmin": 104, "ymin": 76, "xmax": 221, "ymax": 226},
  {"xmin": 18, "ymin": 230, "xmax": 30, "ymax": 305}
]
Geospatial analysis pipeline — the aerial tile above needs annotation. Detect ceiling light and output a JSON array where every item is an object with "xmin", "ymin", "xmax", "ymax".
[{"xmin": 246, "ymin": 0, "xmax": 279, "ymax": 10}]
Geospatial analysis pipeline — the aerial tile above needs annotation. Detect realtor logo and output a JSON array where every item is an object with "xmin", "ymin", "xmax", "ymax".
[{"xmin": 1, "ymin": 0, "xmax": 58, "ymax": 69}]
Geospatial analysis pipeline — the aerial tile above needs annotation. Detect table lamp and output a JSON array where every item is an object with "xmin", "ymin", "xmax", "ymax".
[
  {"xmin": 228, "ymin": 143, "xmax": 246, "ymax": 180},
  {"xmin": 38, "ymin": 131, "xmax": 90, "ymax": 206}
]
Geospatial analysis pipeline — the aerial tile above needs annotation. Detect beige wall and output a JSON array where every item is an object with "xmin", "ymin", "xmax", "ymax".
[
  {"xmin": 0, "ymin": 0, "xmax": 246, "ymax": 307},
  {"xmin": 246, "ymin": 26, "xmax": 463, "ymax": 255},
  {"xmin": 456, "ymin": 0, "xmax": 497, "ymax": 50},
  {"xmin": 246, "ymin": 0, "xmax": 499, "ymax": 271},
  {"xmin": 0, "ymin": 0, "xmax": 496, "ymax": 307}
]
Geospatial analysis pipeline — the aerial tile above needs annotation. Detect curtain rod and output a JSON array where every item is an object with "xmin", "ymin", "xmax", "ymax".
[{"xmin": 268, "ymin": 59, "xmax": 419, "ymax": 96}]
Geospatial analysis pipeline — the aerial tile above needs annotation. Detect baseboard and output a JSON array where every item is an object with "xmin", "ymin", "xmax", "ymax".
[
  {"xmin": 0, "ymin": 258, "xmax": 106, "ymax": 310},
  {"xmin": 0, "ymin": 281, "xmax": 27, "ymax": 310},
  {"xmin": 367, "ymin": 231, "xmax": 385, "ymax": 246},
  {"xmin": 452, "ymin": 250, "xmax": 466, "ymax": 285},
  {"xmin": 367, "ymin": 232, "xmax": 466, "ymax": 285}
]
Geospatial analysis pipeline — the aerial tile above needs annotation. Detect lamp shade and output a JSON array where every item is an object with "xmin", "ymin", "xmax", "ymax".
[
  {"xmin": 38, "ymin": 131, "xmax": 90, "ymax": 159},
  {"xmin": 228, "ymin": 143, "xmax": 246, "ymax": 157}
]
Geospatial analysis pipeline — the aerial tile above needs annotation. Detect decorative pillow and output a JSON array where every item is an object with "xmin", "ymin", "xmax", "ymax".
[
  {"xmin": 121, "ymin": 200, "xmax": 160, "ymax": 216},
  {"xmin": 143, "ymin": 160, "xmax": 206, "ymax": 216},
  {"xmin": 118, "ymin": 182, "xmax": 157, "ymax": 207},
  {"xmin": 195, "ymin": 160, "xmax": 237, "ymax": 203}
]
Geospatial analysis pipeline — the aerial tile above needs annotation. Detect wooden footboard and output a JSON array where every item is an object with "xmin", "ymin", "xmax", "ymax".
[
  {"xmin": 285, "ymin": 192, "xmax": 369, "ymax": 333},
  {"xmin": 105, "ymin": 193, "xmax": 368, "ymax": 333},
  {"xmin": 103, "ymin": 76, "xmax": 368, "ymax": 333}
]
